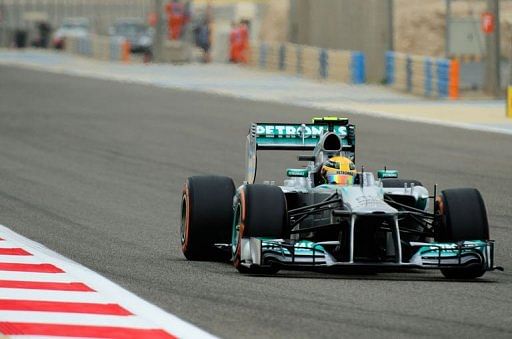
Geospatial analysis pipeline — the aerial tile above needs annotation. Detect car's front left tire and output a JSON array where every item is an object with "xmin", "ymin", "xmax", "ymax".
[{"xmin": 233, "ymin": 184, "xmax": 288, "ymax": 274}]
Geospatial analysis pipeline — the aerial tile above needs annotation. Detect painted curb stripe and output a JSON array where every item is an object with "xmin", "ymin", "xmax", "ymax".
[
  {"xmin": 0, "ymin": 300, "xmax": 131, "ymax": 316},
  {"xmin": 0, "ymin": 322, "xmax": 177, "ymax": 338},
  {"xmin": 0, "ymin": 280, "xmax": 94, "ymax": 292},
  {"xmin": 0, "ymin": 289, "xmax": 111, "ymax": 303},
  {"xmin": 0, "ymin": 263, "xmax": 63, "ymax": 273},
  {"xmin": 0, "ymin": 249, "xmax": 30, "ymax": 256},
  {"xmin": 0, "ymin": 225, "xmax": 217, "ymax": 338},
  {"xmin": 0, "ymin": 272, "xmax": 74, "ymax": 282}
]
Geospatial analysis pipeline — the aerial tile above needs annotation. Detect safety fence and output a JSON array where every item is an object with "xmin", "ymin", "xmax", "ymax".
[
  {"xmin": 248, "ymin": 42, "xmax": 366, "ymax": 85},
  {"xmin": 64, "ymin": 35, "xmax": 193, "ymax": 63},
  {"xmin": 65, "ymin": 35, "xmax": 131, "ymax": 63},
  {"xmin": 385, "ymin": 51, "xmax": 460, "ymax": 99}
]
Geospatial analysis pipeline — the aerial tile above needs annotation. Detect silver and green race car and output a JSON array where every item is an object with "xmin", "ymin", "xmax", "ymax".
[{"xmin": 180, "ymin": 117, "xmax": 502, "ymax": 279}]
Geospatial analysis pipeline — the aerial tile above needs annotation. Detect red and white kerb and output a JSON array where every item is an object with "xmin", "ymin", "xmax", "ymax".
[{"xmin": 0, "ymin": 225, "xmax": 215, "ymax": 339}]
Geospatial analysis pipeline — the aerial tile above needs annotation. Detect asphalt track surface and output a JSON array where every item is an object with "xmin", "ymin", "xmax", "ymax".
[{"xmin": 0, "ymin": 65, "xmax": 511, "ymax": 338}]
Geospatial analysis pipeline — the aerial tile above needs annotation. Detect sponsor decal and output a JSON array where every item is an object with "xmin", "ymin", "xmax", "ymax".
[
  {"xmin": 354, "ymin": 195, "xmax": 384, "ymax": 208},
  {"xmin": 256, "ymin": 124, "xmax": 347, "ymax": 139},
  {"xmin": 286, "ymin": 168, "xmax": 309, "ymax": 177},
  {"xmin": 377, "ymin": 169, "xmax": 399, "ymax": 179},
  {"xmin": 262, "ymin": 240, "xmax": 325, "ymax": 256}
]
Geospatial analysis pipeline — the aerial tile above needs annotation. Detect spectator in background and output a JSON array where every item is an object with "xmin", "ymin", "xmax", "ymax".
[
  {"xmin": 194, "ymin": 18, "xmax": 211, "ymax": 63},
  {"xmin": 166, "ymin": 0, "xmax": 185, "ymax": 40},
  {"xmin": 229, "ymin": 21, "xmax": 239, "ymax": 63},
  {"xmin": 239, "ymin": 19, "xmax": 250, "ymax": 64},
  {"xmin": 229, "ymin": 19, "xmax": 250, "ymax": 64},
  {"xmin": 32, "ymin": 21, "xmax": 52, "ymax": 48}
]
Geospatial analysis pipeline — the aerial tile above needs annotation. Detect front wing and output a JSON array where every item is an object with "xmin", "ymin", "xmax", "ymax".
[{"xmin": 237, "ymin": 238, "xmax": 499, "ymax": 272}]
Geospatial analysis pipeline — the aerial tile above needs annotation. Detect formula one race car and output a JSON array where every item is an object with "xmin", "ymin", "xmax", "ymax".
[{"xmin": 180, "ymin": 117, "xmax": 501, "ymax": 279}]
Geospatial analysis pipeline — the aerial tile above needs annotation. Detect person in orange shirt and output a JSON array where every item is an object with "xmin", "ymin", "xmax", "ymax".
[
  {"xmin": 239, "ymin": 20, "xmax": 250, "ymax": 64},
  {"xmin": 229, "ymin": 21, "xmax": 239, "ymax": 63},
  {"xmin": 166, "ymin": 0, "xmax": 185, "ymax": 40}
]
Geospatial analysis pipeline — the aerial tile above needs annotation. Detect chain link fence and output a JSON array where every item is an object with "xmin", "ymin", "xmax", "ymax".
[{"xmin": 0, "ymin": 0, "xmax": 158, "ymax": 48}]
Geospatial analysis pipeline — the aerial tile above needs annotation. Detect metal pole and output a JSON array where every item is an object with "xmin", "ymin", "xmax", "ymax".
[
  {"xmin": 484, "ymin": 0, "xmax": 501, "ymax": 97},
  {"xmin": 64, "ymin": 0, "xmax": 70, "ymax": 21},
  {"xmin": 81, "ymin": 0, "xmax": 85, "ymax": 19},
  {"xmin": 288, "ymin": 0, "xmax": 296, "ymax": 43},
  {"xmin": 153, "ymin": 0, "xmax": 163, "ymax": 62},
  {"xmin": 445, "ymin": 0, "xmax": 451, "ymax": 58},
  {"xmin": 0, "ymin": 0, "xmax": 4, "ymax": 47},
  {"xmin": 509, "ymin": 23, "xmax": 512, "ymax": 85},
  {"xmin": 50, "ymin": 0, "xmax": 56, "ymax": 28},
  {"xmin": 388, "ymin": 0, "xmax": 394, "ymax": 51}
]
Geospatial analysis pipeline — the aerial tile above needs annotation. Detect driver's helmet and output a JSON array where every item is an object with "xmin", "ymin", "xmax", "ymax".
[{"xmin": 321, "ymin": 156, "xmax": 356, "ymax": 185}]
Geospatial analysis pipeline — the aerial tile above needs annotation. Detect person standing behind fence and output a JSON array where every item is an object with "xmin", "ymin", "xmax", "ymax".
[
  {"xmin": 229, "ymin": 20, "xmax": 250, "ymax": 64},
  {"xmin": 166, "ymin": 0, "xmax": 185, "ymax": 40},
  {"xmin": 239, "ymin": 20, "xmax": 250, "ymax": 64},
  {"xmin": 229, "ymin": 21, "xmax": 239, "ymax": 63},
  {"xmin": 194, "ymin": 18, "xmax": 211, "ymax": 63}
]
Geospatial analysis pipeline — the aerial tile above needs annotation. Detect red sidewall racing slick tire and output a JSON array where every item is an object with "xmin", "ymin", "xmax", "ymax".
[
  {"xmin": 436, "ymin": 188, "xmax": 490, "ymax": 279},
  {"xmin": 233, "ymin": 184, "xmax": 288, "ymax": 274},
  {"xmin": 181, "ymin": 176, "xmax": 235, "ymax": 261}
]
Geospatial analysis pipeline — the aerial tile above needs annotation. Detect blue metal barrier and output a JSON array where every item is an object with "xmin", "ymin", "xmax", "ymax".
[
  {"xmin": 296, "ymin": 45, "xmax": 303, "ymax": 75},
  {"xmin": 406, "ymin": 55, "xmax": 412, "ymax": 92},
  {"xmin": 385, "ymin": 50, "xmax": 455, "ymax": 98},
  {"xmin": 351, "ymin": 52, "xmax": 365, "ymax": 84},
  {"xmin": 78, "ymin": 37, "xmax": 91, "ymax": 56},
  {"xmin": 278, "ymin": 44, "xmax": 286, "ymax": 71},
  {"xmin": 424, "ymin": 58, "xmax": 433, "ymax": 96},
  {"xmin": 259, "ymin": 43, "xmax": 268, "ymax": 68},
  {"xmin": 109, "ymin": 38, "xmax": 117, "ymax": 61},
  {"xmin": 319, "ymin": 49, "xmax": 328, "ymax": 79},
  {"xmin": 436, "ymin": 59, "xmax": 449, "ymax": 97},
  {"xmin": 252, "ymin": 42, "xmax": 365, "ymax": 84},
  {"xmin": 385, "ymin": 51, "xmax": 395, "ymax": 85}
]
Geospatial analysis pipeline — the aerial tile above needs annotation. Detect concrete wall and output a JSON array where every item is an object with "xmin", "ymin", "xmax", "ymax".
[{"xmin": 289, "ymin": 0, "xmax": 392, "ymax": 82}]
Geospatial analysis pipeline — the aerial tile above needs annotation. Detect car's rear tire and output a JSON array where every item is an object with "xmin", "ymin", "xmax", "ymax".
[
  {"xmin": 233, "ymin": 184, "xmax": 287, "ymax": 274},
  {"xmin": 181, "ymin": 176, "xmax": 235, "ymax": 261},
  {"xmin": 381, "ymin": 179, "xmax": 423, "ymax": 188},
  {"xmin": 436, "ymin": 188, "xmax": 489, "ymax": 279}
]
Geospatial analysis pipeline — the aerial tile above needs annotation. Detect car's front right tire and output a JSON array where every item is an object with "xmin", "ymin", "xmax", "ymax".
[
  {"xmin": 181, "ymin": 175, "xmax": 235, "ymax": 261},
  {"xmin": 436, "ymin": 188, "xmax": 489, "ymax": 279}
]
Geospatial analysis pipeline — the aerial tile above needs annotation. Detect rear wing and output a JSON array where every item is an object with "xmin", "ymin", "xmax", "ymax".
[{"xmin": 245, "ymin": 117, "xmax": 356, "ymax": 184}]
